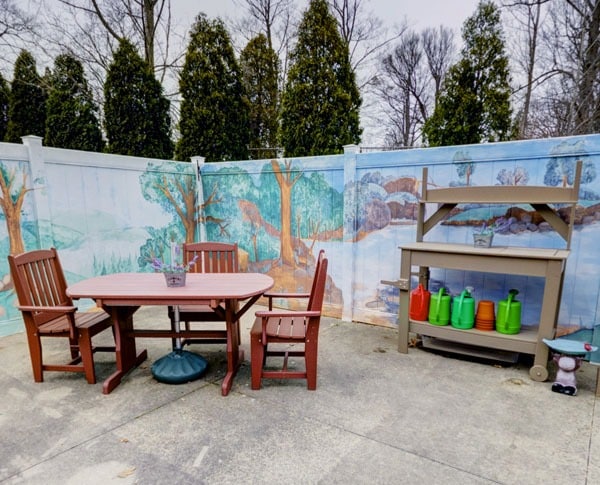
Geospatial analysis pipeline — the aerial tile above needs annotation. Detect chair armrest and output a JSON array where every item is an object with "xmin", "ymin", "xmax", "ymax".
[
  {"xmin": 264, "ymin": 292, "xmax": 311, "ymax": 310},
  {"xmin": 17, "ymin": 305, "xmax": 77, "ymax": 313},
  {"xmin": 255, "ymin": 310, "xmax": 321, "ymax": 318},
  {"xmin": 264, "ymin": 292, "xmax": 311, "ymax": 299}
]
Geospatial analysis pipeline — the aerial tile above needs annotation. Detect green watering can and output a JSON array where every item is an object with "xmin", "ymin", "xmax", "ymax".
[
  {"xmin": 451, "ymin": 287, "xmax": 475, "ymax": 330},
  {"xmin": 428, "ymin": 287, "xmax": 451, "ymax": 326},
  {"xmin": 496, "ymin": 289, "xmax": 521, "ymax": 334}
]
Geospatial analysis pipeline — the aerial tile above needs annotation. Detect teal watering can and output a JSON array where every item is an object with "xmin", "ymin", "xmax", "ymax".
[{"xmin": 451, "ymin": 288, "xmax": 475, "ymax": 329}]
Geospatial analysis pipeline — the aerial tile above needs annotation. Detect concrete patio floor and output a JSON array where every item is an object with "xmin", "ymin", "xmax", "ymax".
[{"xmin": 0, "ymin": 306, "xmax": 598, "ymax": 484}]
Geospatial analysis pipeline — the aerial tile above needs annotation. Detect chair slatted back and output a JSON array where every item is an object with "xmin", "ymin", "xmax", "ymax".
[
  {"xmin": 308, "ymin": 250, "xmax": 326, "ymax": 311},
  {"xmin": 8, "ymin": 248, "xmax": 72, "ymax": 326},
  {"xmin": 308, "ymin": 257, "xmax": 327, "ymax": 313},
  {"xmin": 184, "ymin": 242, "xmax": 239, "ymax": 274}
]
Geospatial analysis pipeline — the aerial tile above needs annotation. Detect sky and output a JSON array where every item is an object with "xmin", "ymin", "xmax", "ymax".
[{"xmin": 172, "ymin": 0, "xmax": 482, "ymax": 37}]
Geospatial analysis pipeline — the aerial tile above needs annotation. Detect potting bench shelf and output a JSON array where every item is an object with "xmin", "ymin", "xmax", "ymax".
[{"xmin": 394, "ymin": 163, "xmax": 582, "ymax": 382}]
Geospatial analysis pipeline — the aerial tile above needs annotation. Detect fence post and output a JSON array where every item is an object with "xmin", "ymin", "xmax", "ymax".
[
  {"xmin": 342, "ymin": 144, "xmax": 359, "ymax": 321},
  {"xmin": 192, "ymin": 156, "xmax": 206, "ymax": 242},
  {"xmin": 21, "ymin": 136, "xmax": 54, "ymax": 249}
]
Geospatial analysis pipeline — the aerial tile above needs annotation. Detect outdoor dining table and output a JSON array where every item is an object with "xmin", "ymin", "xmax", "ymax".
[{"xmin": 66, "ymin": 272, "xmax": 274, "ymax": 396}]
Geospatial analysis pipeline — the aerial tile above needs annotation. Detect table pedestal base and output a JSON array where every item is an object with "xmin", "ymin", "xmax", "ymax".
[{"xmin": 151, "ymin": 350, "xmax": 208, "ymax": 384}]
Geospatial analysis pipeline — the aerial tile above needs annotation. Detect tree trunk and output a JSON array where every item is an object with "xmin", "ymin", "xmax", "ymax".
[{"xmin": 271, "ymin": 160, "xmax": 300, "ymax": 266}]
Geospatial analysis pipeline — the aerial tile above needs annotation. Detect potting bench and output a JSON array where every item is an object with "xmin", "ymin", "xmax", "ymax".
[{"xmin": 391, "ymin": 161, "xmax": 582, "ymax": 381}]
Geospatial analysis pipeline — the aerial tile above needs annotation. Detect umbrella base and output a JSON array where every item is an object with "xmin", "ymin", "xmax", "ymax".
[{"xmin": 151, "ymin": 350, "xmax": 208, "ymax": 384}]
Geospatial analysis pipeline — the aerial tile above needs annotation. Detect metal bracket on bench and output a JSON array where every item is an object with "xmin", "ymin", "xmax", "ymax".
[{"xmin": 381, "ymin": 279, "xmax": 410, "ymax": 291}]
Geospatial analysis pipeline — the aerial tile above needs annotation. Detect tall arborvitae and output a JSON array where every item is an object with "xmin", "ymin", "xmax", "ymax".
[
  {"xmin": 176, "ymin": 14, "xmax": 250, "ymax": 162},
  {"xmin": 423, "ymin": 1, "xmax": 512, "ymax": 146},
  {"xmin": 6, "ymin": 50, "xmax": 46, "ymax": 143},
  {"xmin": 279, "ymin": 0, "xmax": 362, "ymax": 157},
  {"xmin": 240, "ymin": 33, "xmax": 280, "ymax": 159},
  {"xmin": 45, "ymin": 54, "xmax": 104, "ymax": 151},
  {"xmin": 0, "ymin": 73, "xmax": 9, "ymax": 141},
  {"xmin": 104, "ymin": 39, "xmax": 173, "ymax": 159}
]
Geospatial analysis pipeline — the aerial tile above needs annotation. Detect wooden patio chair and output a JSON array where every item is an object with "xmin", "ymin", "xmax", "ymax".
[
  {"xmin": 168, "ymin": 242, "xmax": 239, "ymax": 346},
  {"xmin": 250, "ymin": 250, "xmax": 328, "ymax": 390},
  {"xmin": 7, "ymin": 248, "xmax": 115, "ymax": 384}
]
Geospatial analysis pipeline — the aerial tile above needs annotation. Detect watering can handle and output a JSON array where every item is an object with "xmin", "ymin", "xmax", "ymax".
[
  {"xmin": 503, "ymin": 289, "xmax": 518, "ymax": 324},
  {"xmin": 456, "ymin": 291, "xmax": 465, "ymax": 324},
  {"xmin": 418, "ymin": 285, "xmax": 427, "ymax": 313},
  {"xmin": 434, "ymin": 288, "xmax": 443, "ymax": 320}
]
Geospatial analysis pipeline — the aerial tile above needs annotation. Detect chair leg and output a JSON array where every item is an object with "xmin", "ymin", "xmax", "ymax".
[
  {"xmin": 26, "ymin": 332, "xmax": 44, "ymax": 382},
  {"xmin": 77, "ymin": 328, "xmax": 97, "ymax": 384},
  {"xmin": 250, "ymin": 327, "xmax": 264, "ymax": 390},
  {"xmin": 305, "ymin": 341, "xmax": 318, "ymax": 390},
  {"xmin": 69, "ymin": 336, "xmax": 79, "ymax": 359}
]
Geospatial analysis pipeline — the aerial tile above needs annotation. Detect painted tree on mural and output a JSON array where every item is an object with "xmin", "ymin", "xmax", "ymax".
[
  {"xmin": 203, "ymin": 167, "xmax": 275, "ymax": 262},
  {"xmin": 496, "ymin": 167, "xmax": 529, "ymax": 186},
  {"xmin": 202, "ymin": 161, "xmax": 342, "ymax": 267},
  {"xmin": 139, "ymin": 163, "xmax": 198, "ymax": 239},
  {"xmin": 544, "ymin": 142, "xmax": 596, "ymax": 188},
  {"xmin": 254, "ymin": 160, "xmax": 343, "ymax": 266},
  {"xmin": 271, "ymin": 159, "xmax": 300, "ymax": 266},
  {"xmin": 138, "ymin": 162, "xmax": 230, "ymax": 270},
  {"xmin": 452, "ymin": 150, "xmax": 475, "ymax": 186},
  {"xmin": 0, "ymin": 165, "xmax": 29, "ymax": 256}
]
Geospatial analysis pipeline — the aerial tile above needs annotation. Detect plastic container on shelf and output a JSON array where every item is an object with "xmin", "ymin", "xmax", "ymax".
[
  {"xmin": 451, "ymin": 288, "xmax": 475, "ymax": 329},
  {"xmin": 409, "ymin": 284, "xmax": 430, "ymax": 321},
  {"xmin": 428, "ymin": 287, "xmax": 451, "ymax": 326},
  {"xmin": 496, "ymin": 289, "xmax": 521, "ymax": 334},
  {"xmin": 475, "ymin": 300, "xmax": 495, "ymax": 331}
]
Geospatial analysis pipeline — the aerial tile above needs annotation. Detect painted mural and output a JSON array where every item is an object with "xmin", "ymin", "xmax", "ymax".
[
  {"xmin": 1, "ymin": 134, "xmax": 600, "ymax": 340},
  {"xmin": 201, "ymin": 158, "xmax": 345, "ymax": 315},
  {"xmin": 0, "ymin": 147, "xmax": 198, "ymax": 335},
  {"xmin": 201, "ymin": 135, "xmax": 600, "ymax": 336}
]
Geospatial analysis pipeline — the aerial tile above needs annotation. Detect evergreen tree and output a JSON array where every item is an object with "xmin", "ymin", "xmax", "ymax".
[
  {"xmin": 423, "ymin": 1, "xmax": 512, "ymax": 146},
  {"xmin": 45, "ymin": 54, "xmax": 104, "ymax": 151},
  {"xmin": 240, "ymin": 33, "xmax": 280, "ymax": 159},
  {"xmin": 6, "ymin": 50, "xmax": 46, "ymax": 143},
  {"xmin": 104, "ymin": 39, "xmax": 173, "ymax": 159},
  {"xmin": 176, "ymin": 14, "xmax": 250, "ymax": 162},
  {"xmin": 279, "ymin": 0, "xmax": 361, "ymax": 157},
  {"xmin": 0, "ymin": 73, "xmax": 9, "ymax": 141}
]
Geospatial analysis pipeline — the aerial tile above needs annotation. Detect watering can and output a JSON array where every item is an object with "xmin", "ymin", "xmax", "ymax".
[
  {"xmin": 409, "ymin": 284, "xmax": 431, "ymax": 321},
  {"xmin": 496, "ymin": 289, "xmax": 521, "ymax": 334},
  {"xmin": 451, "ymin": 287, "xmax": 475, "ymax": 329},
  {"xmin": 428, "ymin": 287, "xmax": 451, "ymax": 326}
]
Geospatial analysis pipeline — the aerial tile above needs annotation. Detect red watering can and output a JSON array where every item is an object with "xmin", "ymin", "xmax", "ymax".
[{"xmin": 409, "ymin": 284, "xmax": 431, "ymax": 321}]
